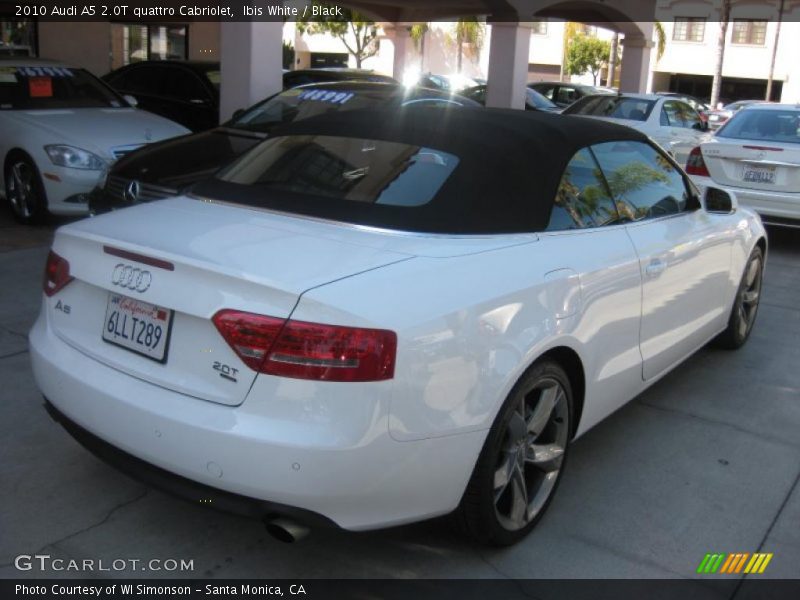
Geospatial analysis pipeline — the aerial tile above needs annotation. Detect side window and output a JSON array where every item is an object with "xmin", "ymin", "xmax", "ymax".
[
  {"xmin": 546, "ymin": 147, "xmax": 620, "ymax": 231},
  {"xmin": 536, "ymin": 85, "xmax": 556, "ymax": 100},
  {"xmin": 591, "ymin": 141, "xmax": 691, "ymax": 221},
  {"xmin": 556, "ymin": 86, "xmax": 577, "ymax": 105},
  {"xmin": 160, "ymin": 68, "xmax": 210, "ymax": 101},
  {"xmin": 662, "ymin": 100, "xmax": 682, "ymax": 126},
  {"xmin": 678, "ymin": 102, "xmax": 703, "ymax": 129},
  {"xmin": 108, "ymin": 67, "xmax": 151, "ymax": 94}
]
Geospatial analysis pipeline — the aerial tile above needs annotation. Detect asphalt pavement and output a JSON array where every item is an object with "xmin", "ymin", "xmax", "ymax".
[{"xmin": 1, "ymin": 209, "xmax": 798, "ymax": 590}]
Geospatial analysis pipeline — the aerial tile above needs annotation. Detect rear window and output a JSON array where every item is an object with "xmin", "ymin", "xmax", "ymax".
[
  {"xmin": 216, "ymin": 135, "xmax": 459, "ymax": 207},
  {"xmin": 565, "ymin": 96, "xmax": 655, "ymax": 121},
  {"xmin": 717, "ymin": 109, "xmax": 800, "ymax": 144},
  {"xmin": 0, "ymin": 66, "xmax": 123, "ymax": 109}
]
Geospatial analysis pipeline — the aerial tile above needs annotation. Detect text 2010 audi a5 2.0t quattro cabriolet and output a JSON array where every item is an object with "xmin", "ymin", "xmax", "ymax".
[{"xmin": 30, "ymin": 108, "xmax": 766, "ymax": 546}]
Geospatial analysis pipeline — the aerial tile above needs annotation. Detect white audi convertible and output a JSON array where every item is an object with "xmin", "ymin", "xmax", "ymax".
[{"xmin": 30, "ymin": 108, "xmax": 767, "ymax": 546}]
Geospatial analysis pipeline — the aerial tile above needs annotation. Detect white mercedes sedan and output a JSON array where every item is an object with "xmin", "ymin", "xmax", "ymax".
[
  {"xmin": 563, "ymin": 93, "xmax": 710, "ymax": 167},
  {"xmin": 30, "ymin": 108, "xmax": 767, "ymax": 546},
  {"xmin": 0, "ymin": 58, "xmax": 189, "ymax": 224},
  {"xmin": 686, "ymin": 103, "xmax": 800, "ymax": 228}
]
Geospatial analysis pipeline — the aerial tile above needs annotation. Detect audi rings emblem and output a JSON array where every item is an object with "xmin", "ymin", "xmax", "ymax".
[
  {"xmin": 124, "ymin": 180, "xmax": 140, "ymax": 204},
  {"xmin": 111, "ymin": 264, "xmax": 152, "ymax": 293}
]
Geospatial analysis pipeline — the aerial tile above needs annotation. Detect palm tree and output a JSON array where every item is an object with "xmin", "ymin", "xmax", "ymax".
[
  {"xmin": 710, "ymin": 0, "xmax": 732, "ymax": 109},
  {"xmin": 766, "ymin": 0, "xmax": 785, "ymax": 101},
  {"xmin": 410, "ymin": 23, "xmax": 429, "ymax": 71},
  {"xmin": 454, "ymin": 18, "xmax": 484, "ymax": 74}
]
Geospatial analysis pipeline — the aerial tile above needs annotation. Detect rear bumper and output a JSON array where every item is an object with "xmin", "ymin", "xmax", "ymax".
[
  {"xmin": 43, "ymin": 399, "xmax": 337, "ymax": 528},
  {"xmin": 29, "ymin": 307, "xmax": 485, "ymax": 531},
  {"xmin": 690, "ymin": 175, "xmax": 800, "ymax": 226}
]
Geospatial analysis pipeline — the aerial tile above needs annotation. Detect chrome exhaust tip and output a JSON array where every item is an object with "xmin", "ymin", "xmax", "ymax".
[{"xmin": 264, "ymin": 517, "xmax": 310, "ymax": 543}]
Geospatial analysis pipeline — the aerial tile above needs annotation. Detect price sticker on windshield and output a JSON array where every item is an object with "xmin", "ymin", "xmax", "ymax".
[
  {"xmin": 297, "ymin": 89, "xmax": 355, "ymax": 105},
  {"xmin": 28, "ymin": 77, "xmax": 53, "ymax": 98}
]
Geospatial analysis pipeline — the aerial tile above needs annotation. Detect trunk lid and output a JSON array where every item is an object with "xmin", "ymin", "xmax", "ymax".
[
  {"xmin": 702, "ymin": 140, "xmax": 800, "ymax": 193},
  {"xmin": 49, "ymin": 197, "xmax": 534, "ymax": 406},
  {"xmin": 48, "ymin": 198, "xmax": 412, "ymax": 406}
]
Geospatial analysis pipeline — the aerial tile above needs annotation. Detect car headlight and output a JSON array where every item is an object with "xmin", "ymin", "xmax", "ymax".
[{"xmin": 44, "ymin": 145, "xmax": 107, "ymax": 170}]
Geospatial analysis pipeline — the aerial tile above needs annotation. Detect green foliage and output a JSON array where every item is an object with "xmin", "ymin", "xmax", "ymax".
[
  {"xmin": 410, "ymin": 23, "xmax": 429, "ymax": 51},
  {"xmin": 565, "ymin": 34, "xmax": 611, "ymax": 85},
  {"xmin": 654, "ymin": 21, "xmax": 666, "ymax": 60},
  {"xmin": 453, "ymin": 18, "xmax": 485, "ymax": 72},
  {"xmin": 297, "ymin": 3, "xmax": 379, "ymax": 68},
  {"xmin": 282, "ymin": 40, "xmax": 295, "ymax": 70}
]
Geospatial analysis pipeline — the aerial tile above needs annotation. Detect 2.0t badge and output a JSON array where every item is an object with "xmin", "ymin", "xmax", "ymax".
[{"xmin": 111, "ymin": 264, "xmax": 152, "ymax": 293}]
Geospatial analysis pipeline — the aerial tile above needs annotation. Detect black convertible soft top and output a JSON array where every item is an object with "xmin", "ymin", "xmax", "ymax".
[{"xmin": 193, "ymin": 106, "xmax": 650, "ymax": 234}]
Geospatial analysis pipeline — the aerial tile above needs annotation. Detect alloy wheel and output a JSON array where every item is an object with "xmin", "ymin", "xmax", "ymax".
[
  {"xmin": 493, "ymin": 377, "xmax": 569, "ymax": 531},
  {"xmin": 737, "ymin": 254, "xmax": 762, "ymax": 340},
  {"xmin": 7, "ymin": 161, "xmax": 37, "ymax": 220}
]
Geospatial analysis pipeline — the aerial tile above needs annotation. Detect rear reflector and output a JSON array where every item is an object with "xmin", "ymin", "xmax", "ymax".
[
  {"xmin": 43, "ymin": 250, "xmax": 73, "ymax": 297},
  {"xmin": 213, "ymin": 309, "xmax": 397, "ymax": 382},
  {"xmin": 686, "ymin": 146, "xmax": 710, "ymax": 177}
]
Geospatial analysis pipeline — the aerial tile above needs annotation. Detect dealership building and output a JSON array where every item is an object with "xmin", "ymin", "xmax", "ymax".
[{"xmin": 2, "ymin": 0, "xmax": 800, "ymax": 119}]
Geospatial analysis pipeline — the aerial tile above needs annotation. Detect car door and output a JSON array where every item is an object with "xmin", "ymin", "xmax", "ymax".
[{"xmin": 592, "ymin": 140, "xmax": 733, "ymax": 380}]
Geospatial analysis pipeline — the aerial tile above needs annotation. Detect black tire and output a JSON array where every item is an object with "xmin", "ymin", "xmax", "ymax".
[
  {"xmin": 714, "ymin": 246, "xmax": 764, "ymax": 350},
  {"xmin": 4, "ymin": 152, "xmax": 48, "ymax": 225},
  {"xmin": 454, "ymin": 359, "xmax": 573, "ymax": 546}
]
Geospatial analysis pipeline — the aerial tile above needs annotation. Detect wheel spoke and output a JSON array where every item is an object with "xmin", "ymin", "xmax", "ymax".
[
  {"xmin": 493, "ymin": 452, "xmax": 516, "ymax": 501},
  {"xmin": 742, "ymin": 289, "xmax": 759, "ymax": 305},
  {"xmin": 527, "ymin": 384, "xmax": 559, "ymax": 437},
  {"xmin": 737, "ymin": 305, "xmax": 748, "ymax": 338},
  {"xmin": 509, "ymin": 465, "xmax": 528, "ymax": 525},
  {"xmin": 526, "ymin": 442, "xmax": 564, "ymax": 472},
  {"xmin": 745, "ymin": 259, "xmax": 760, "ymax": 287},
  {"xmin": 506, "ymin": 411, "xmax": 527, "ymax": 444}
]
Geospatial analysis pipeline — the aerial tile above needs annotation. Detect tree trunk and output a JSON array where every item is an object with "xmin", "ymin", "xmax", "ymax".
[
  {"xmin": 608, "ymin": 32, "xmax": 619, "ymax": 87},
  {"xmin": 457, "ymin": 28, "xmax": 463, "ymax": 73},
  {"xmin": 766, "ymin": 0, "xmax": 785, "ymax": 101},
  {"xmin": 710, "ymin": 0, "xmax": 731, "ymax": 109}
]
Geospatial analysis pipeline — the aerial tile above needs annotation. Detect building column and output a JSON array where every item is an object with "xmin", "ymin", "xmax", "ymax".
[
  {"xmin": 219, "ymin": 21, "xmax": 284, "ymax": 122},
  {"xmin": 485, "ymin": 22, "xmax": 532, "ymax": 110},
  {"xmin": 387, "ymin": 24, "xmax": 412, "ymax": 82},
  {"xmin": 618, "ymin": 35, "xmax": 654, "ymax": 94}
]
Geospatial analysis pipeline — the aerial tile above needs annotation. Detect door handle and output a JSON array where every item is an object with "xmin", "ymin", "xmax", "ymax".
[{"xmin": 645, "ymin": 259, "xmax": 667, "ymax": 277}]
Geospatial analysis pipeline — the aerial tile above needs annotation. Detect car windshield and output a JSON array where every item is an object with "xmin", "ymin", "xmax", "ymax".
[
  {"xmin": 228, "ymin": 86, "xmax": 462, "ymax": 133},
  {"xmin": 526, "ymin": 88, "xmax": 557, "ymax": 110},
  {"xmin": 0, "ymin": 65, "xmax": 125, "ymax": 109},
  {"xmin": 717, "ymin": 109, "xmax": 800, "ymax": 144},
  {"xmin": 564, "ymin": 96, "xmax": 655, "ymax": 121}
]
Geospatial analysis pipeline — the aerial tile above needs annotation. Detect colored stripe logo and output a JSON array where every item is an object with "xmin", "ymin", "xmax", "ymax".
[{"xmin": 697, "ymin": 552, "xmax": 773, "ymax": 574}]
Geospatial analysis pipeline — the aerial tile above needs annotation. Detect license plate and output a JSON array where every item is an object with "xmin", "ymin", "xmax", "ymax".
[
  {"xmin": 742, "ymin": 166, "xmax": 776, "ymax": 184},
  {"xmin": 102, "ymin": 293, "xmax": 173, "ymax": 362}
]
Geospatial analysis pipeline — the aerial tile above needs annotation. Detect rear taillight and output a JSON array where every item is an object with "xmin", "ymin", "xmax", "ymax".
[
  {"xmin": 686, "ymin": 146, "xmax": 710, "ymax": 177},
  {"xmin": 212, "ymin": 310, "xmax": 397, "ymax": 382},
  {"xmin": 43, "ymin": 250, "xmax": 73, "ymax": 297}
]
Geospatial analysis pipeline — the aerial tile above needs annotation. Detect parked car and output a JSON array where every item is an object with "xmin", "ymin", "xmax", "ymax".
[
  {"xmin": 103, "ymin": 64, "xmax": 398, "ymax": 132},
  {"xmin": 656, "ymin": 92, "xmax": 710, "ymax": 123},
  {"xmin": 686, "ymin": 103, "xmax": 800, "ymax": 228},
  {"xmin": 415, "ymin": 72, "xmax": 480, "ymax": 92},
  {"xmin": 102, "ymin": 61, "xmax": 221, "ymax": 133},
  {"xmin": 706, "ymin": 99, "xmax": 762, "ymax": 130},
  {"xmin": 562, "ymin": 93, "xmax": 709, "ymax": 166},
  {"xmin": 528, "ymin": 81, "xmax": 614, "ymax": 108},
  {"xmin": 33, "ymin": 107, "xmax": 766, "ymax": 546},
  {"xmin": 89, "ymin": 81, "xmax": 479, "ymax": 215},
  {"xmin": 282, "ymin": 68, "xmax": 396, "ymax": 89},
  {"xmin": 460, "ymin": 85, "xmax": 561, "ymax": 112},
  {"xmin": 0, "ymin": 58, "xmax": 190, "ymax": 224}
]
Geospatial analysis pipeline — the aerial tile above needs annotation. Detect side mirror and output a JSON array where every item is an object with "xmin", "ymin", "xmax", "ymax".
[
  {"xmin": 231, "ymin": 108, "xmax": 245, "ymax": 120},
  {"xmin": 693, "ymin": 120, "xmax": 709, "ymax": 132},
  {"xmin": 123, "ymin": 94, "xmax": 138, "ymax": 108},
  {"xmin": 705, "ymin": 187, "xmax": 736, "ymax": 214}
]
